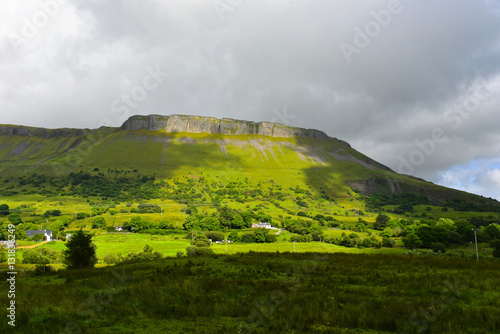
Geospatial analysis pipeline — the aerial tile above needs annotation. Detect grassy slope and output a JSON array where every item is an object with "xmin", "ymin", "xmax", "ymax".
[{"xmin": 0, "ymin": 127, "xmax": 486, "ymax": 205}]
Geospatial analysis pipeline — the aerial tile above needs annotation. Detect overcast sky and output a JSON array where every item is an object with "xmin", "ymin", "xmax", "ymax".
[{"xmin": 1, "ymin": 0, "xmax": 500, "ymax": 200}]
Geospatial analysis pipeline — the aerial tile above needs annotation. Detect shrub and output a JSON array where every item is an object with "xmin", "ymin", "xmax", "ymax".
[
  {"xmin": 431, "ymin": 242, "xmax": 446, "ymax": 253},
  {"xmin": 91, "ymin": 217, "xmax": 106, "ymax": 229},
  {"xmin": 382, "ymin": 236, "xmax": 395, "ymax": 248},
  {"xmin": 103, "ymin": 254, "xmax": 120, "ymax": 264},
  {"xmin": 186, "ymin": 246, "xmax": 213, "ymax": 256},
  {"xmin": 241, "ymin": 232, "xmax": 256, "ymax": 243},
  {"xmin": 229, "ymin": 231, "xmax": 241, "ymax": 242},
  {"xmin": 204, "ymin": 231, "xmax": 224, "ymax": 242},
  {"xmin": 490, "ymin": 239, "xmax": 500, "ymax": 258},
  {"xmin": 361, "ymin": 238, "xmax": 373, "ymax": 248}
]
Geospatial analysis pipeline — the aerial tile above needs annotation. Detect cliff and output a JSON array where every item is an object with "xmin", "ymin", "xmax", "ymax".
[
  {"xmin": 0, "ymin": 125, "xmax": 88, "ymax": 138},
  {"xmin": 0, "ymin": 114, "xmax": 343, "ymax": 144},
  {"xmin": 121, "ymin": 114, "xmax": 332, "ymax": 140}
]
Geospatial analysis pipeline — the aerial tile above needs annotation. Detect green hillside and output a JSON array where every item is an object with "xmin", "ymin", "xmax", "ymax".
[{"xmin": 0, "ymin": 117, "xmax": 498, "ymax": 211}]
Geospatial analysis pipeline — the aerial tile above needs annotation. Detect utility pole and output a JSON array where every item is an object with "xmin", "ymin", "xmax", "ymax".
[
  {"xmin": 473, "ymin": 228, "xmax": 479, "ymax": 261},
  {"xmin": 293, "ymin": 241, "xmax": 296, "ymax": 253},
  {"xmin": 225, "ymin": 226, "xmax": 228, "ymax": 254}
]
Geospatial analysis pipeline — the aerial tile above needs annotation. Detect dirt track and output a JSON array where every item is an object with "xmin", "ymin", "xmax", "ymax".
[{"xmin": 17, "ymin": 241, "xmax": 49, "ymax": 249}]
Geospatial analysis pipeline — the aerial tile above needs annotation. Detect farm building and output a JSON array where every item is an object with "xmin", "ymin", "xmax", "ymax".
[{"xmin": 25, "ymin": 230, "xmax": 53, "ymax": 241}]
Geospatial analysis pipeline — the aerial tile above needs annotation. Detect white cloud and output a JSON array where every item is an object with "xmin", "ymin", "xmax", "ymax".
[{"xmin": 438, "ymin": 159, "xmax": 500, "ymax": 200}]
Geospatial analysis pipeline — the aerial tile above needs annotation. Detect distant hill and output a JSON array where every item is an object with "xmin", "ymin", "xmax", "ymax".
[{"xmin": 0, "ymin": 114, "xmax": 498, "ymax": 210}]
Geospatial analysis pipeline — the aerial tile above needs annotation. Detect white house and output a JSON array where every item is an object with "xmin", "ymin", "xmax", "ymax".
[
  {"xmin": 25, "ymin": 230, "xmax": 53, "ymax": 241},
  {"xmin": 252, "ymin": 222, "xmax": 271, "ymax": 229}
]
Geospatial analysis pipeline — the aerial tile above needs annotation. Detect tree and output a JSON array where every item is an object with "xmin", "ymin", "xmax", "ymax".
[
  {"xmin": 91, "ymin": 217, "xmax": 106, "ymax": 229},
  {"xmin": 403, "ymin": 232, "xmax": 422, "ymax": 249},
  {"xmin": 490, "ymin": 239, "xmax": 500, "ymax": 258},
  {"xmin": 374, "ymin": 213, "xmax": 389, "ymax": 230},
  {"xmin": 8, "ymin": 213, "xmax": 22, "ymax": 225},
  {"xmin": 485, "ymin": 224, "xmax": 500, "ymax": 240},
  {"xmin": 231, "ymin": 214, "xmax": 245, "ymax": 229},
  {"xmin": 63, "ymin": 229, "xmax": 98, "ymax": 269},
  {"xmin": 0, "ymin": 204, "xmax": 10, "ymax": 216}
]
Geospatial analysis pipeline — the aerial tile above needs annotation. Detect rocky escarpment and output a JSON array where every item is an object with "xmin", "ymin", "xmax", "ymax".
[
  {"xmin": 0, "ymin": 125, "xmax": 88, "ymax": 138},
  {"xmin": 121, "ymin": 114, "xmax": 334, "ymax": 141}
]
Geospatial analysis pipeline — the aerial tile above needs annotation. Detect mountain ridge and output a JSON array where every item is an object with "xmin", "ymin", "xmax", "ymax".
[
  {"xmin": 0, "ymin": 114, "xmax": 498, "ymax": 209},
  {"xmin": 0, "ymin": 114, "xmax": 347, "ymax": 144}
]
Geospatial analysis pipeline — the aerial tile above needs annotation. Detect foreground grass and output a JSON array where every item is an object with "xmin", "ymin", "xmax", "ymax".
[{"xmin": 1, "ymin": 252, "xmax": 499, "ymax": 333}]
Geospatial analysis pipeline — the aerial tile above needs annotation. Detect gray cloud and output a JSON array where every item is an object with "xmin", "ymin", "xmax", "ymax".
[{"xmin": 1, "ymin": 0, "xmax": 500, "ymax": 198}]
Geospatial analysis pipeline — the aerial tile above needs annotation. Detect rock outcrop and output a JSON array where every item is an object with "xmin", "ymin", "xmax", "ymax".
[
  {"xmin": 121, "ymin": 114, "xmax": 331, "ymax": 140},
  {"xmin": 0, "ymin": 125, "xmax": 88, "ymax": 138}
]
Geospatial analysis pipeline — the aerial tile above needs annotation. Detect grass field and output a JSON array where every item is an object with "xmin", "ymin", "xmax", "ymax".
[{"xmin": 1, "ymin": 252, "xmax": 499, "ymax": 333}]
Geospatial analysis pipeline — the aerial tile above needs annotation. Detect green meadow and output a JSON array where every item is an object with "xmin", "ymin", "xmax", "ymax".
[{"xmin": 1, "ymin": 252, "xmax": 499, "ymax": 333}]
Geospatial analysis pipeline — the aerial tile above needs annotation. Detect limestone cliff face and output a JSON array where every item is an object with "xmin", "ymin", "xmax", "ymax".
[
  {"xmin": 121, "ymin": 114, "xmax": 331, "ymax": 140},
  {"xmin": 0, "ymin": 125, "xmax": 87, "ymax": 138}
]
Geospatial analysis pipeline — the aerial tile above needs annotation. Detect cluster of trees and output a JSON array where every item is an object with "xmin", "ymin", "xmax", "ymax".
[
  {"xmin": 23, "ymin": 247, "xmax": 61, "ymax": 264},
  {"xmin": 365, "ymin": 193, "xmax": 430, "ymax": 211},
  {"xmin": 306, "ymin": 231, "xmax": 394, "ymax": 248},
  {"xmin": 103, "ymin": 244, "xmax": 162, "ymax": 264},
  {"xmin": 43, "ymin": 210, "xmax": 61, "ymax": 218},
  {"xmin": 402, "ymin": 219, "xmax": 500, "ymax": 252},
  {"xmin": 186, "ymin": 233, "xmax": 214, "ymax": 256},
  {"xmin": 445, "ymin": 198, "xmax": 500, "ymax": 212},
  {"xmin": 183, "ymin": 206, "xmax": 258, "ymax": 231},
  {"xmin": 284, "ymin": 218, "xmax": 323, "ymax": 241},
  {"xmin": 131, "ymin": 204, "xmax": 161, "ymax": 214},
  {"xmin": 233, "ymin": 229, "xmax": 277, "ymax": 243},
  {"xmin": 120, "ymin": 217, "xmax": 178, "ymax": 234}
]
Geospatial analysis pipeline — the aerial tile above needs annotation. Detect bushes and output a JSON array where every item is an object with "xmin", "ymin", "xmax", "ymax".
[
  {"xmin": 229, "ymin": 231, "xmax": 241, "ymax": 242},
  {"xmin": 204, "ymin": 231, "xmax": 224, "ymax": 242},
  {"xmin": 186, "ymin": 234, "xmax": 214, "ymax": 256},
  {"xmin": 23, "ymin": 248, "xmax": 61, "ymax": 264},
  {"xmin": 491, "ymin": 239, "xmax": 500, "ymax": 258},
  {"xmin": 43, "ymin": 210, "xmax": 61, "ymax": 218},
  {"xmin": 91, "ymin": 217, "xmax": 106, "ymax": 229},
  {"xmin": 241, "ymin": 232, "xmax": 256, "ymax": 243},
  {"xmin": 186, "ymin": 246, "xmax": 213, "ymax": 256},
  {"xmin": 0, "ymin": 204, "xmax": 9, "ymax": 216}
]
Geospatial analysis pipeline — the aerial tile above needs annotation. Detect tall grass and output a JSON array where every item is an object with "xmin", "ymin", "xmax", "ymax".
[{"xmin": 1, "ymin": 252, "xmax": 499, "ymax": 333}]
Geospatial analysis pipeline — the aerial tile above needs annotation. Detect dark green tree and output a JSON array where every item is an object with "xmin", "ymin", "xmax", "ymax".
[
  {"xmin": 0, "ymin": 204, "xmax": 10, "ymax": 216},
  {"xmin": 8, "ymin": 213, "xmax": 22, "ymax": 225},
  {"xmin": 374, "ymin": 213, "xmax": 389, "ymax": 230},
  {"xmin": 63, "ymin": 229, "xmax": 98, "ymax": 269},
  {"xmin": 491, "ymin": 239, "xmax": 500, "ymax": 258},
  {"xmin": 403, "ymin": 232, "xmax": 423, "ymax": 249}
]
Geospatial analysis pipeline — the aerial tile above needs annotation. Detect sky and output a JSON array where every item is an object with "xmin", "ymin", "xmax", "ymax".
[{"xmin": 1, "ymin": 0, "xmax": 500, "ymax": 200}]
